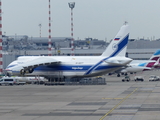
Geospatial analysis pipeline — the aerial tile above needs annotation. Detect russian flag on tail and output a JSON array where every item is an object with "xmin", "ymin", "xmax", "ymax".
[{"xmin": 114, "ymin": 38, "xmax": 120, "ymax": 41}]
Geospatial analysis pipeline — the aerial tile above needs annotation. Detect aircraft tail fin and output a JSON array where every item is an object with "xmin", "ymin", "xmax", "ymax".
[
  {"xmin": 149, "ymin": 49, "xmax": 160, "ymax": 61},
  {"xmin": 149, "ymin": 50, "xmax": 160, "ymax": 68},
  {"xmin": 138, "ymin": 50, "xmax": 160, "ymax": 69},
  {"xmin": 101, "ymin": 22, "xmax": 129, "ymax": 57}
]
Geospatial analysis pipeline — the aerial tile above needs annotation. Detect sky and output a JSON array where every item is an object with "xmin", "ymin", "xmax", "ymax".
[{"xmin": 2, "ymin": 0, "xmax": 160, "ymax": 41}]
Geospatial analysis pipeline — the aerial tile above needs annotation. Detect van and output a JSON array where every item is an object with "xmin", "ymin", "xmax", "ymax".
[{"xmin": 0, "ymin": 77, "xmax": 16, "ymax": 85}]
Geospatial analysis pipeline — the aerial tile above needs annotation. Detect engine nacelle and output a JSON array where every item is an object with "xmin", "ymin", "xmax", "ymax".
[{"xmin": 8, "ymin": 65, "xmax": 24, "ymax": 76}]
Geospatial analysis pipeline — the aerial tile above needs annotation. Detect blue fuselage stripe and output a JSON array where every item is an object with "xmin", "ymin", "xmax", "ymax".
[
  {"xmin": 34, "ymin": 65, "xmax": 120, "ymax": 72},
  {"xmin": 110, "ymin": 34, "xmax": 129, "ymax": 57},
  {"xmin": 84, "ymin": 34, "xmax": 129, "ymax": 75}
]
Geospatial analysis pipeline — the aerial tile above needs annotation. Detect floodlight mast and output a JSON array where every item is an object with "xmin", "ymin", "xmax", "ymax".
[
  {"xmin": 68, "ymin": 2, "xmax": 75, "ymax": 56},
  {"xmin": 0, "ymin": 0, "xmax": 3, "ymax": 75},
  {"xmin": 39, "ymin": 24, "xmax": 42, "ymax": 38},
  {"xmin": 48, "ymin": 0, "xmax": 52, "ymax": 56}
]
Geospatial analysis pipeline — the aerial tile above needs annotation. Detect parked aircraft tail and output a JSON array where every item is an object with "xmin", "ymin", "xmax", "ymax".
[
  {"xmin": 138, "ymin": 50, "xmax": 160, "ymax": 69},
  {"xmin": 101, "ymin": 22, "xmax": 129, "ymax": 57},
  {"xmin": 150, "ymin": 49, "xmax": 160, "ymax": 61},
  {"xmin": 149, "ymin": 50, "xmax": 160, "ymax": 68}
]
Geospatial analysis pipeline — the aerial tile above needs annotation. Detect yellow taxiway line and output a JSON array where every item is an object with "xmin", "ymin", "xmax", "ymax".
[
  {"xmin": 102, "ymin": 98, "xmax": 123, "ymax": 100},
  {"xmin": 100, "ymin": 88, "xmax": 138, "ymax": 120}
]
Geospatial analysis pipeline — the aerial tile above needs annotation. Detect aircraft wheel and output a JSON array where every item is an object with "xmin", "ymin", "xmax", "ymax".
[
  {"xmin": 6, "ymin": 73, "xmax": 11, "ymax": 77},
  {"xmin": 20, "ymin": 69, "xmax": 26, "ymax": 75},
  {"xmin": 108, "ymin": 73, "xmax": 112, "ymax": 75},
  {"xmin": 28, "ymin": 68, "xmax": 34, "ymax": 73},
  {"xmin": 117, "ymin": 74, "xmax": 120, "ymax": 77},
  {"xmin": 121, "ymin": 73, "xmax": 124, "ymax": 75}
]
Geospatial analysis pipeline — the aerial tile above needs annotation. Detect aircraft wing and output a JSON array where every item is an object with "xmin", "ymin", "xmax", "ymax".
[{"xmin": 21, "ymin": 57, "xmax": 60, "ymax": 72}]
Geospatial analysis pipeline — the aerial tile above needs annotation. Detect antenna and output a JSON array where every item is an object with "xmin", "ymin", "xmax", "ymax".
[
  {"xmin": 68, "ymin": 2, "xmax": 75, "ymax": 56},
  {"xmin": 124, "ymin": 21, "xmax": 128, "ymax": 25}
]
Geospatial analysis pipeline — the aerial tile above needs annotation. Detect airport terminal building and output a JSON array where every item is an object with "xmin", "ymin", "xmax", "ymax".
[{"xmin": 2, "ymin": 35, "xmax": 160, "ymax": 69}]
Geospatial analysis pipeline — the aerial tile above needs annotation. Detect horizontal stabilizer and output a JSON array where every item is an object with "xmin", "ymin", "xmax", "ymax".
[
  {"xmin": 105, "ymin": 58, "xmax": 132, "ymax": 66},
  {"xmin": 105, "ymin": 60, "xmax": 124, "ymax": 65},
  {"xmin": 140, "ymin": 67, "xmax": 151, "ymax": 70}
]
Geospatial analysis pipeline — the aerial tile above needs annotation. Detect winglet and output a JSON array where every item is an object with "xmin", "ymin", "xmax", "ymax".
[{"xmin": 101, "ymin": 22, "xmax": 129, "ymax": 57}]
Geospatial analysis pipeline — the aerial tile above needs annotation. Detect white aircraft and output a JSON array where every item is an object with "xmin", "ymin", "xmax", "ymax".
[
  {"xmin": 5, "ymin": 23, "xmax": 132, "ymax": 79},
  {"xmin": 112, "ymin": 49, "xmax": 160, "ymax": 77}
]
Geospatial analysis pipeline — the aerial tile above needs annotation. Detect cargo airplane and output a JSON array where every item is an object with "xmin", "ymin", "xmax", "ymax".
[{"xmin": 5, "ymin": 23, "xmax": 132, "ymax": 79}]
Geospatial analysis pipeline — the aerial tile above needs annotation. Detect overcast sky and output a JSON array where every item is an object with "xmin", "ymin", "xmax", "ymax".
[{"xmin": 2, "ymin": 0, "xmax": 160, "ymax": 41}]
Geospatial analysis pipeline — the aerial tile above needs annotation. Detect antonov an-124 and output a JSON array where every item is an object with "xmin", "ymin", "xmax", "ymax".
[{"xmin": 6, "ymin": 22, "xmax": 132, "ymax": 79}]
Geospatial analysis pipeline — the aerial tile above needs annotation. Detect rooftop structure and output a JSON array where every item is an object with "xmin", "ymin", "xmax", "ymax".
[{"xmin": 2, "ymin": 35, "xmax": 160, "ymax": 59}]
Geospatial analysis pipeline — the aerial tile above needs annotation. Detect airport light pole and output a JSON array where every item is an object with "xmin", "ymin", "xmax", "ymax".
[
  {"xmin": 39, "ymin": 24, "xmax": 42, "ymax": 38},
  {"xmin": 68, "ymin": 2, "xmax": 75, "ymax": 56},
  {"xmin": 0, "ymin": 0, "xmax": 3, "ymax": 75},
  {"xmin": 39, "ymin": 23, "xmax": 42, "ymax": 49}
]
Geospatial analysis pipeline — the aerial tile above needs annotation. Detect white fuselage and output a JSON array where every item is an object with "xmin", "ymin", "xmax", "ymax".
[
  {"xmin": 116, "ymin": 60, "xmax": 156, "ymax": 74},
  {"xmin": 6, "ymin": 56, "xmax": 132, "ymax": 78}
]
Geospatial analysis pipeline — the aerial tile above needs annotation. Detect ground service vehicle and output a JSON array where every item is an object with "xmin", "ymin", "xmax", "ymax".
[
  {"xmin": 122, "ymin": 75, "xmax": 130, "ymax": 82},
  {"xmin": 149, "ymin": 75, "xmax": 160, "ymax": 81},
  {"xmin": 0, "ymin": 77, "xmax": 16, "ymax": 85},
  {"xmin": 0, "ymin": 77, "xmax": 26, "ymax": 85},
  {"xmin": 134, "ymin": 76, "xmax": 144, "ymax": 82}
]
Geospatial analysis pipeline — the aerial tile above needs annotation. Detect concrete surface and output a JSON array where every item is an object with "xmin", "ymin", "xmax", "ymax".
[{"xmin": 0, "ymin": 70, "xmax": 160, "ymax": 120}]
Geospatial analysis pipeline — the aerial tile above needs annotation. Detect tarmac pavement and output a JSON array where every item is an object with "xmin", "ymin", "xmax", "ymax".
[{"xmin": 0, "ymin": 70, "xmax": 160, "ymax": 120}]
